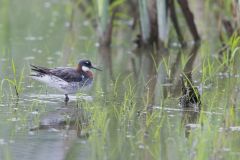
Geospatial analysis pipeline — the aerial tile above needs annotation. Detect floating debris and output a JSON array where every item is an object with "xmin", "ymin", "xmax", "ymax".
[
  {"xmin": 37, "ymin": 36, "xmax": 43, "ymax": 41},
  {"xmin": 95, "ymin": 42, "xmax": 100, "ymax": 47},
  {"xmin": 162, "ymin": 83, "xmax": 173, "ymax": 87},
  {"xmin": 25, "ymin": 36, "xmax": 36, "ymax": 41},
  {"xmin": 9, "ymin": 140, "xmax": 15, "ymax": 144},
  {"xmin": 64, "ymin": 22, "xmax": 70, "ymax": 28},
  {"xmin": 220, "ymin": 126, "xmax": 240, "ymax": 132},
  {"xmin": 185, "ymin": 123, "xmax": 201, "ymax": 129},
  {"xmin": 54, "ymin": 51, "xmax": 62, "ymax": 56},
  {"xmin": 230, "ymin": 126, "xmax": 240, "ymax": 131},
  {"xmin": 48, "ymin": 128, "xmax": 60, "ymax": 132},
  {"xmin": 1, "ymin": 58, "xmax": 7, "ymax": 61},
  {"xmin": 24, "ymin": 56, "xmax": 35, "ymax": 60},
  {"xmin": 44, "ymin": 2, "xmax": 51, "ymax": 8},
  {"xmin": 9, "ymin": 117, "xmax": 20, "ymax": 122},
  {"xmin": 138, "ymin": 144, "xmax": 145, "ymax": 149},
  {"xmin": 0, "ymin": 139, "xmax": 6, "ymax": 145},
  {"xmin": 79, "ymin": 36, "xmax": 88, "ymax": 40},
  {"xmin": 126, "ymin": 134, "xmax": 134, "ymax": 139},
  {"xmin": 28, "ymin": 131, "xmax": 35, "ymax": 136},
  {"xmin": 31, "ymin": 110, "xmax": 39, "ymax": 115},
  {"xmin": 37, "ymin": 49, "xmax": 42, "ymax": 53},
  {"xmin": 83, "ymin": 20, "xmax": 90, "ymax": 26},
  {"xmin": 26, "ymin": 85, "xmax": 34, "ymax": 88},
  {"xmin": 80, "ymin": 140, "xmax": 87, "ymax": 144},
  {"xmin": 49, "ymin": 22, "xmax": 55, "ymax": 27},
  {"xmin": 168, "ymin": 114, "xmax": 175, "ymax": 117}
]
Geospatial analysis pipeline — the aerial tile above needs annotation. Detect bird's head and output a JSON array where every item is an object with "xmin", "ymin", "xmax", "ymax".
[{"xmin": 77, "ymin": 59, "xmax": 102, "ymax": 72}]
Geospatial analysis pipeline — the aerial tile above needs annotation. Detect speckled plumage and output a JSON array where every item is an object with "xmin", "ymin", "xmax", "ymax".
[{"xmin": 179, "ymin": 73, "xmax": 201, "ymax": 109}]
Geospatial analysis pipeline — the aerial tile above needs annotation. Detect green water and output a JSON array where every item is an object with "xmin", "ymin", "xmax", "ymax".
[{"xmin": 0, "ymin": 0, "xmax": 240, "ymax": 160}]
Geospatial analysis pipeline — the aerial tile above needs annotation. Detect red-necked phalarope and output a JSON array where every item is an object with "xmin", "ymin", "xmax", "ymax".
[{"xmin": 30, "ymin": 59, "xmax": 101, "ymax": 102}]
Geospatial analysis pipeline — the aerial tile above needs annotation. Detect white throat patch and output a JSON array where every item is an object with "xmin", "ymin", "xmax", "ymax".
[{"xmin": 82, "ymin": 66, "xmax": 90, "ymax": 72}]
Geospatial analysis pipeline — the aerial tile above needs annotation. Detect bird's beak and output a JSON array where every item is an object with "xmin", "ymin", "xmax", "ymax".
[{"xmin": 91, "ymin": 66, "xmax": 102, "ymax": 71}]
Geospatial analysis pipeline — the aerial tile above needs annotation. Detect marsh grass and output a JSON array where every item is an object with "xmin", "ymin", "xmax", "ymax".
[
  {"xmin": 1, "ymin": 45, "xmax": 240, "ymax": 159},
  {"xmin": 1, "ymin": 53, "xmax": 240, "ymax": 159},
  {"xmin": 73, "ymin": 35, "xmax": 240, "ymax": 159},
  {"xmin": 0, "ymin": 1, "xmax": 240, "ymax": 159},
  {"xmin": 1, "ymin": 59, "xmax": 25, "ymax": 98}
]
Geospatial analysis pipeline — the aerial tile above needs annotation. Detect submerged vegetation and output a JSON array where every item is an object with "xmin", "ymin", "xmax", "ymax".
[{"xmin": 0, "ymin": 0, "xmax": 240, "ymax": 160}]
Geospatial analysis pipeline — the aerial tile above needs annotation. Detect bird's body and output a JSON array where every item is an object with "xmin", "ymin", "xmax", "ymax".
[
  {"xmin": 179, "ymin": 73, "xmax": 201, "ymax": 109},
  {"xmin": 30, "ymin": 66, "xmax": 93, "ymax": 94},
  {"xmin": 30, "ymin": 60, "xmax": 101, "ymax": 102}
]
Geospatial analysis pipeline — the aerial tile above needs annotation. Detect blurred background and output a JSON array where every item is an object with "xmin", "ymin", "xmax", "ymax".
[{"xmin": 0, "ymin": 0, "xmax": 240, "ymax": 160}]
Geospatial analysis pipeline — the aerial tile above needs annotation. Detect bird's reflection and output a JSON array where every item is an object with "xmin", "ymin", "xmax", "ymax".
[
  {"xmin": 181, "ymin": 108, "xmax": 200, "ymax": 138},
  {"xmin": 31, "ymin": 100, "xmax": 89, "ymax": 138}
]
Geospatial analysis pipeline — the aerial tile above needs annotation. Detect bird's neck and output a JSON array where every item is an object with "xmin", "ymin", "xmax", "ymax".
[
  {"xmin": 76, "ymin": 65, "xmax": 93, "ymax": 78},
  {"xmin": 85, "ymin": 70, "xmax": 93, "ymax": 79},
  {"xmin": 76, "ymin": 64, "xmax": 82, "ymax": 73}
]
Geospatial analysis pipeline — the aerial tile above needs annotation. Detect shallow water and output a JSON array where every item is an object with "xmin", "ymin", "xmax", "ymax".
[{"xmin": 1, "ymin": 0, "xmax": 240, "ymax": 160}]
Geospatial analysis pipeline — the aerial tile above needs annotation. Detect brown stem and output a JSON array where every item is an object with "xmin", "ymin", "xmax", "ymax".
[
  {"xmin": 177, "ymin": 0, "xmax": 200, "ymax": 42},
  {"xmin": 183, "ymin": 43, "xmax": 201, "ymax": 73},
  {"xmin": 14, "ymin": 86, "xmax": 19, "ymax": 97},
  {"xmin": 222, "ymin": 19, "xmax": 234, "ymax": 38},
  {"xmin": 168, "ymin": 0, "xmax": 185, "ymax": 46}
]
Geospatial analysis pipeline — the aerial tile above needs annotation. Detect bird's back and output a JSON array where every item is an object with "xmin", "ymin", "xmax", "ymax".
[{"xmin": 30, "ymin": 65, "xmax": 93, "ymax": 94}]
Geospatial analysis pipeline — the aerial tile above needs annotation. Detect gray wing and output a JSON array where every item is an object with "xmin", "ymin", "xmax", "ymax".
[
  {"xmin": 50, "ymin": 67, "xmax": 93, "ymax": 87},
  {"xmin": 49, "ymin": 67, "xmax": 81, "ymax": 82},
  {"xmin": 30, "ymin": 65, "xmax": 82, "ymax": 82}
]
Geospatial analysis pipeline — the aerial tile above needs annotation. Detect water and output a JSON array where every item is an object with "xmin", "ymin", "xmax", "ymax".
[{"xmin": 1, "ymin": 0, "xmax": 240, "ymax": 160}]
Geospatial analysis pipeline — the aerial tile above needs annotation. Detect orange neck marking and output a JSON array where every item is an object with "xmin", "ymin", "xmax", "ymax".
[
  {"xmin": 86, "ymin": 70, "xmax": 93, "ymax": 78},
  {"xmin": 76, "ymin": 64, "xmax": 82, "ymax": 73}
]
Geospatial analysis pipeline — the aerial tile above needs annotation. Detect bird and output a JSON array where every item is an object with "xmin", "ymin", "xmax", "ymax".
[
  {"xmin": 179, "ymin": 73, "xmax": 201, "ymax": 109},
  {"xmin": 30, "ymin": 59, "xmax": 101, "ymax": 102}
]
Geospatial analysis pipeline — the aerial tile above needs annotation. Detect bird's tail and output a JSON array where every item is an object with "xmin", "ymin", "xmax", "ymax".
[{"xmin": 30, "ymin": 64, "xmax": 50, "ymax": 76}]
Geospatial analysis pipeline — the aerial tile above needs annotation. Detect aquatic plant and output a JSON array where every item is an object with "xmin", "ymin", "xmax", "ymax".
[{"xmin": 1, "ymin": 59, "xmax": 25, "ymax": 98}]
